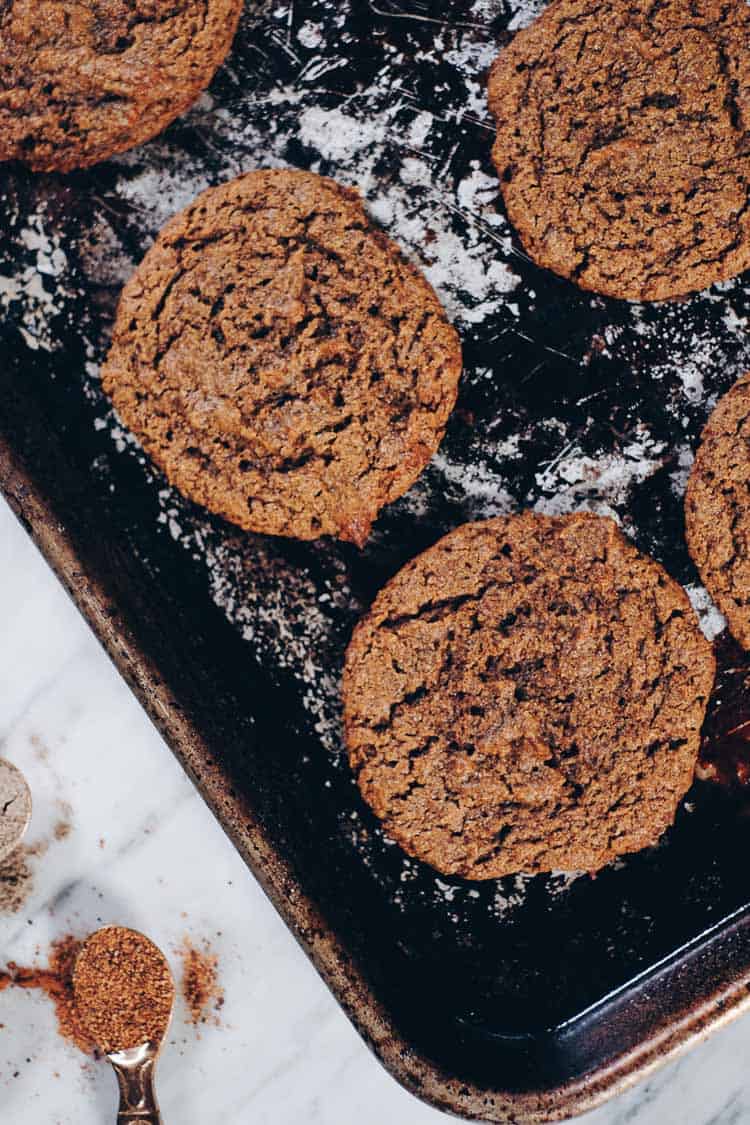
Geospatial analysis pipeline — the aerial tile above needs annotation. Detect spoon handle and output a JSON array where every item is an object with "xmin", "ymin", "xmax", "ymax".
[{"xmin": 111, "ymin": 1053, "xmax": 163, "ymax": 1123}]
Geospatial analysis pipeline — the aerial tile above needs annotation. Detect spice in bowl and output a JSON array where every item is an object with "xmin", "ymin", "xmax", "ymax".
[
  {"xmin": 73, "ymin": 925, "xmax": 174, "ymax": 1054},
  {"xmin": 0, "ymin": 758, "xmax": 32, "ymax": 863}
]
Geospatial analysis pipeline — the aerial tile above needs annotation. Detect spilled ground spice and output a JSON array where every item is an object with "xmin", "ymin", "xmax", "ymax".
[
  {"xmin": 0, "ymin": 805, "xmax": 76, "ymax": 916},
  {"xmin": 178, "ymin": 939, "xmax": 224, "ymax": 1026},
  {"xmin": 53, "ymin": 819, "xmax": 72, "ymax": 842},
  {"xmin": 0, "ymin": 936, "xmax": 95, "ymax": 1054},
  {"xmin": 1, "ymin": 929, "xmax": 221, "ymax": 1059},
  {"xmin": 73, "ymin": 926, "xmax": 174, "ymax": 1054},
  {"xmin": 0, "ymin": 847, "xmax": 33, "ymax": 914}
]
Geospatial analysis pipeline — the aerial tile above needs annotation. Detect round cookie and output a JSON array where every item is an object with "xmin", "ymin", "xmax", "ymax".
[
  {"xmin": 487, "ymin": 0, "xmax": 750, "ymax": 301},
  {"xmin": 343, "ymin": 512, "xmax": 715, "ymax": 879},
  {"xmin": 102, "ymin": 170, "xmax": 462, "ymax": 546},
  {"xmin": 0, "ymin": 0, "xmax": 243, "ymax": 172},
  {"xmin": 686, "ymin": 372, "xmax": 750, "ymax": 650}
]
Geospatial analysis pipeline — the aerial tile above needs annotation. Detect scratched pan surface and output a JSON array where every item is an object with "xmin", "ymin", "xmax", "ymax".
[{"xmin": 3, "ymin": 1, "xmax": 750, "ymax": 1120}]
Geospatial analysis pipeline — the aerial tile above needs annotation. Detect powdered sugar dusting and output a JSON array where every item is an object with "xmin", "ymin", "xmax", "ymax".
[
  {"xmin": 0, "ymin": 203, "xmax": 71, "ymax": 352},
  {"xmin": 432, "ymin": 450, "xmax": 515, "ymax": 516},
  {"xmin": 533, "ymin": 429, "xmax": 668, "ymax": 529},
  {"xmin": 686, "ymin": 584, "xmax": 728, "ymax": 642},
  {"xmin": 506, "ymin": 0, "xmax": 546, "ymax": 29}
]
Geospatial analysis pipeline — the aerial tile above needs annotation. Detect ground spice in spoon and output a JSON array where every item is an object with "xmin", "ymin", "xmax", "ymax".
[{"xmin": 73, "ymin": 926, "xmax": 174, "ymax": 1055}]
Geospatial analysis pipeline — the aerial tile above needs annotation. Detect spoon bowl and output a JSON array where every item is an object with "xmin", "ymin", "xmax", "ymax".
[{"xmin": 73, "ymin": 925, "xmax": 175, "ymax": 1124}]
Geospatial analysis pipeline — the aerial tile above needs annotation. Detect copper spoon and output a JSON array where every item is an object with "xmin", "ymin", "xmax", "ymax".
[
  {"xmin": 107, "ymin": 1039, "xmax": 166, "ymax": 1125},
  {"xmin": 73, "ymin": 926, "xmax": 175, "ymax": 1125}
]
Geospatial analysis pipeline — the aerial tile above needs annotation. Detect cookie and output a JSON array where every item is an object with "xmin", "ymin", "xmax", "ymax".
[
  {"xmin": 686, "ymin": 372, "xmax": 750, "ymax": 650},
  {"xmin": 102, "ymin": 170, "xmax": 462, "ymax": 546},
  {"xmin": 343, "ymin": 512, "xmax": 715, "ymax": 879},
  {"xmin": 487, "ymin": 0, "xmax": 750, "ymax": 301},
  {"xmin": 0, "ymin": 0, "xmax": 243, "ymax": 172}
]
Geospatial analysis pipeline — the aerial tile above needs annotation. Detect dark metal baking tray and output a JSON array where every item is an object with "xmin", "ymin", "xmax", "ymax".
[{"xmin": 3, "ymin": 1, "xmax": 750, "ymax": 1120}]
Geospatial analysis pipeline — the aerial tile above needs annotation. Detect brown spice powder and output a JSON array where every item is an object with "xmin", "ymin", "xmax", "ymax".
[
  {"xmin": 53, "ymin": 819, "xmax": 71, "ymax": 841},
  {"xmin": 0, "ymin": 847, "xmax": 33, "ymax": 914},
  {"xmin": 73, "ymin": 926, "xmax": 174, "ymax": 1054},
  {"xmin": 178, "ymin": 939, "xmax": 223, "ymax": 1026},
  {"xmin": 0, "ymin": 936, "xmax": 95, "ymax": 1054}
]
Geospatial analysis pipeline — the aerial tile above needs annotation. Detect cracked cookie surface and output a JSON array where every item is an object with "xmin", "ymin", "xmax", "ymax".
[
  {"xmin": 102, "ymin": 170, "xmax": 462, "ymax": 545},
  {"xmin": 0, "ymin": 0, "xmax": 243, "ymax": 171},
  {"xmin": 487, "ymin": 0, "xmax": 750, "ymax": 301},
  {"xmin": 686, "ymin": 371, "xmax": 750, "ymax": 649},
  {"xmin": 343, "ymin": 512, "xmax": 715, "ymax": 879}
]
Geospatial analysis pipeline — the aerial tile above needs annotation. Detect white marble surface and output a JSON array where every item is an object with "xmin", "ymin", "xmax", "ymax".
[{"xmin": 0, "ymin": 490, "xmax": 747, "ymax": 1125}]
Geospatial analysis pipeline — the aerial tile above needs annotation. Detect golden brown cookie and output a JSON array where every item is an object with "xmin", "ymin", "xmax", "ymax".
[
  {"xmin": 487, "ymin": 0, "xmax": 750, "ymax": 301},
  {"xmin": 343, "ymin": 512, "xmax": 715, "ymax": 879},
  {"xmin": 686, "ymin": 372, "xmax": 750, "ymax": 650},
  {"xmin": 102, "ymin": 170, "xmax": 462, "ymax": 546},
  {"xmin": 0, "ymin": 0, "xmax": 243, "ymax": 172}
]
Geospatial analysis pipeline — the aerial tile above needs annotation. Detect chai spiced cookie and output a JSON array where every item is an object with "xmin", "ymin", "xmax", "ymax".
[
  {"xmin": 343, "ymin": 512, "xmax": 715, "ymax": 879},
  {"xmin": 0, "ymin": 0, "xmax": 244, "ymax": 172},
  {"xmin": 101, "ymin": 170, "xmax": 462, "ymax": 546},
  {"xmin": 686, "ymin": 372, "xmax": 750, "ymax": 650},
  {"xmin": 487, "ymin": 0, "xmax": 750, "ymax": 301}
]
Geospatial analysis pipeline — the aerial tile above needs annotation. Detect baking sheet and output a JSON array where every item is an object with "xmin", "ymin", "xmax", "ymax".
[{"xmin": 3, "ymin": 0, "xmax": 750, "ymax": 1115}]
